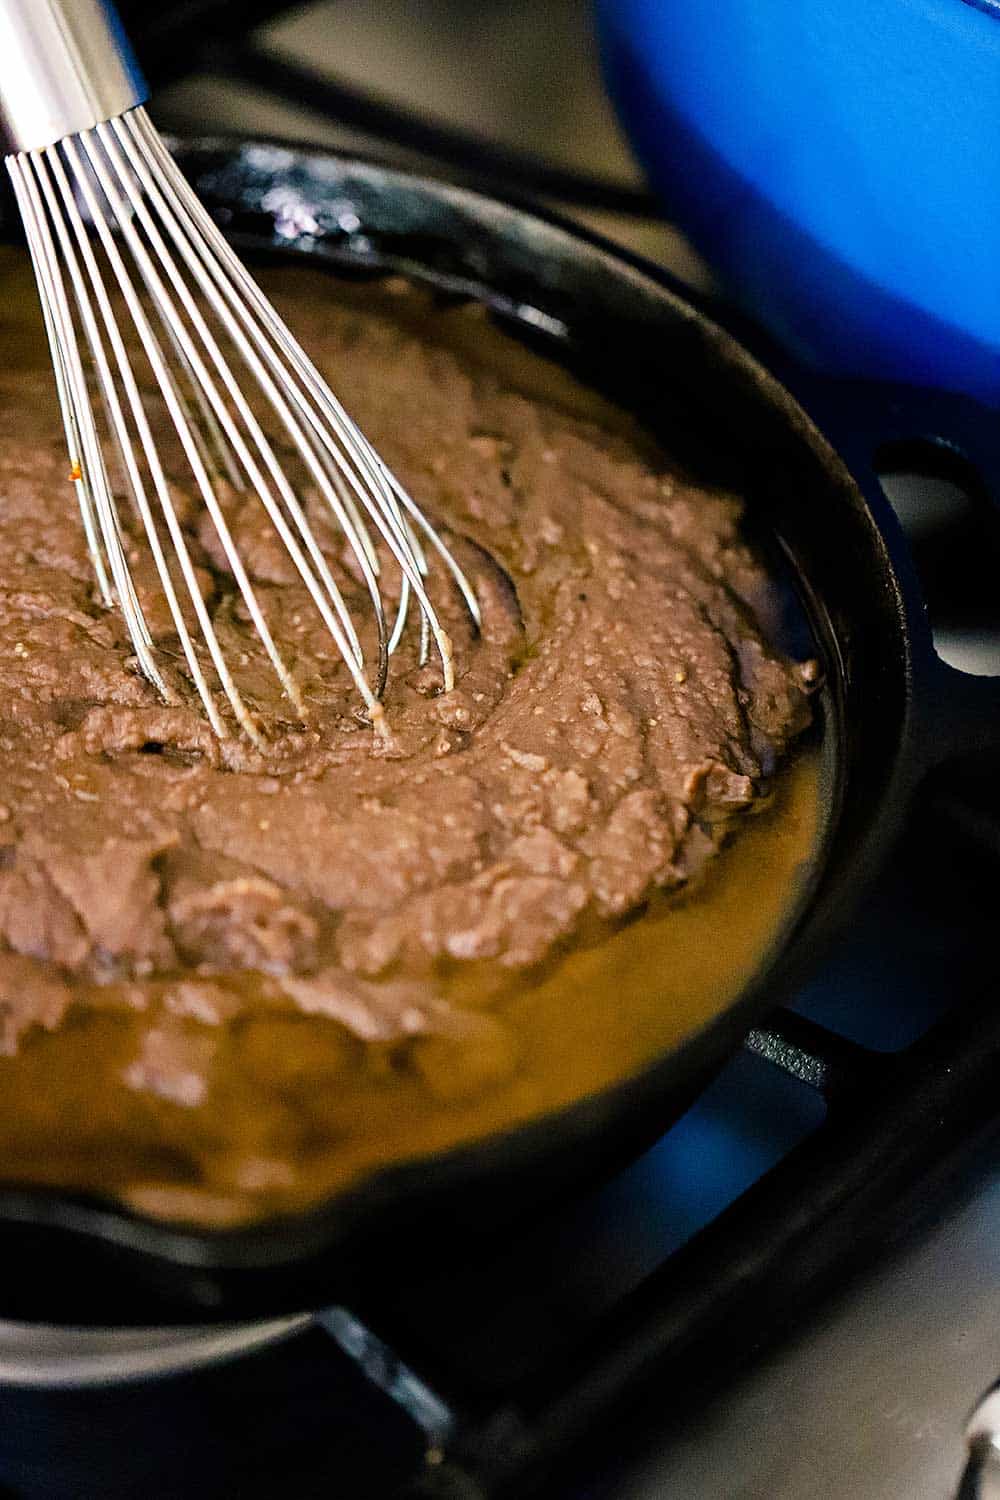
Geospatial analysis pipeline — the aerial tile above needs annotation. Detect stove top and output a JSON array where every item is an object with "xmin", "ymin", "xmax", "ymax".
[{"xmin": 1, "ymin": 4, "xmax": 999, "ymax": 1498}]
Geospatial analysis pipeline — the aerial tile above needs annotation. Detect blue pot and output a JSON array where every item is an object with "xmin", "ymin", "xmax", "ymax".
[{"xmin": 596, "ymin": 0, "xmax": 1000, "ymax": 400}]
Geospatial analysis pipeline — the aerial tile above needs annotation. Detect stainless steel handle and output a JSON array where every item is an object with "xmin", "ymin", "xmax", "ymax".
[{"xmin": 0, "ymin": 0, "xmax": 147, "ymax": 153}]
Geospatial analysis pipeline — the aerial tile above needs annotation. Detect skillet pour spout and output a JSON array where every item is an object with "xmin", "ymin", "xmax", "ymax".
[{"xmin": 0, "ymin": 141, "xmax": 998, "ymax": 1324}]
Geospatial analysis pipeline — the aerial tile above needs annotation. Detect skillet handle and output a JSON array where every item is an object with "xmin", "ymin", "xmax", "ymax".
[{"xmin": 793, "ymin": 375, "xmax": 1000, "ymax": 774}]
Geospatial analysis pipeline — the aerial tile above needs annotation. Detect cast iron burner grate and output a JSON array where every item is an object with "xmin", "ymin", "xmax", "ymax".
[{"xmin": 336, "ymin": 792, "xmax": 1000, "ymax": 1498}]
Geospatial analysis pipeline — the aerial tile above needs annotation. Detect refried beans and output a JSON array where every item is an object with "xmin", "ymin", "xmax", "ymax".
[{"xmin": 0, "ymin": 249, "xmax": 820, "ymax": 1225}]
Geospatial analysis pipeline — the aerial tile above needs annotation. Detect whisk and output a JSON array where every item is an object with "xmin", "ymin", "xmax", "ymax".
[{"xmin": 0, "ymin": 0, "xmax": 479, "ymax": 745}]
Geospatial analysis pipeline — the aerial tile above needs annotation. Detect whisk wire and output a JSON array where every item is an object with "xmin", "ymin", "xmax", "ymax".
[
  {"xmin": 19, "ymin": 185, "xmax": 115, "ymax": 609},
  {"xmin": 5, "ymin": 91, "xmax": 480, "ymax": 741},
  {"xmin": 42, "ymin": 137, "xmax": 229, "ymax": 735},
  {"xmin": 128, "ymin": 112, "xmax": 455, "ymax": 688},
  {"xmin": 81, "ymin": 129, "xmax": 320, "ymax": 737},
  {"xmin": 56, "ymin": 139, "xmax": 257, "ymax": 738},
  {"xmin": 129, "ymin": 112, "xmax": 471, "ymax": 680},
  {"xmin": 9, "ymin": 147, "xmax": 167, "ymax": 694},
  {"xmin": 105, "ymin": 115, "xmax": 381, "ymax": 696},
  {"xmin": 155, "ymin": 310, "xmax": 248, "ymax": 497}
]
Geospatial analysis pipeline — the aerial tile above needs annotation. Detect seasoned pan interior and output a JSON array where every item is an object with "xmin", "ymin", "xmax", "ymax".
[
  {"xmin": 0, "ymin": 150, "xmax": 913, "ymax": 1316},
  {"xmin": 0, "ymin": 240, "xmax": 831, "ymax": 1226}
]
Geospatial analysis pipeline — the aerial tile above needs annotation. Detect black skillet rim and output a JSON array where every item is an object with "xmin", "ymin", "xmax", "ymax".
[{"xmin": 0, "ymin": 140, "xmax": 923, "ymax": 1296}]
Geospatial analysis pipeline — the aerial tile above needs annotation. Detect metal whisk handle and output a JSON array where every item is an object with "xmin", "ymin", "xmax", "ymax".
[{"xmin": 0, "ymin": 0, "xmax": 146, "ymax": 153}]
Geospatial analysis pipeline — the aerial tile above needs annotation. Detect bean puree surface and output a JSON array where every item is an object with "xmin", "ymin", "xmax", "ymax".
[{"xmin": 0, "ymin": 249, "xmax": 820, "ymax": 1226}]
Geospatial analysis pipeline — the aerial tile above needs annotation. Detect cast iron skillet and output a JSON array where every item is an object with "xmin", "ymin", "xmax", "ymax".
[{"xmin": 0, "ymin": 142, "xmax": 997, "ymax": 1324}]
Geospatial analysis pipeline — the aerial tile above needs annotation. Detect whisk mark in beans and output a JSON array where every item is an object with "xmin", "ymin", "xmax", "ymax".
[{"xmin": 0, "ymin": 0, "xmax": 481, "ymax": 747}]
